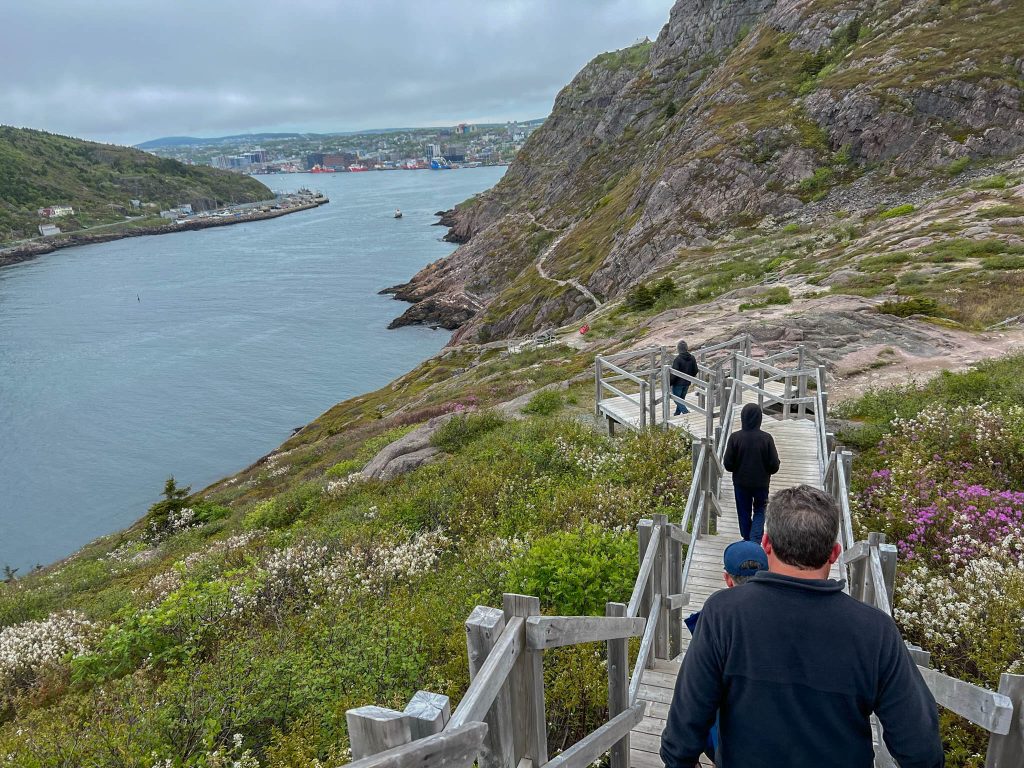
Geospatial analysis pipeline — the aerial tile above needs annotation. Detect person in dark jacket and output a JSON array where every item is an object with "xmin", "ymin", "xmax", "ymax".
[
  {"xmin": 661, "ymin": 485, "xmax": 944, "ymax": 768},
  {"xmin": 723, "ymin": 403, "xmax": 780, "ymax": 542},
  {"xmin": 671, "ymin": 340, "xmax": 699, "ymax": 415}
]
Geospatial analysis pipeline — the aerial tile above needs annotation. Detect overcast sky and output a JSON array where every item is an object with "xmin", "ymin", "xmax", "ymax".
[{"xmin": 2, "ymin": 1, "xmax": 670, "ymax": 147}]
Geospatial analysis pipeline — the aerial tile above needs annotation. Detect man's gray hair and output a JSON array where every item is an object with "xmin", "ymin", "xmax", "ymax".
[
  {"xmin": 677, "ymin": 340, "xmax": 688, "ymax": 353},
  {"xmin": 765, "ymin": 485, "xmax": 840, "ymax": 569}
]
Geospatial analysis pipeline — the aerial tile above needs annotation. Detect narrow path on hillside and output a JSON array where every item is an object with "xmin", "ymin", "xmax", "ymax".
[{"xmin": 522, "ymin": 213, "xmax": 604, "ymax": 309}]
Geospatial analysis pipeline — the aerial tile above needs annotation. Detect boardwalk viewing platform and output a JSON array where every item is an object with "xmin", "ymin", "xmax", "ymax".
[{"xmin": 340, "ymin": 335, "xmax": 1023, "ymax": 768}]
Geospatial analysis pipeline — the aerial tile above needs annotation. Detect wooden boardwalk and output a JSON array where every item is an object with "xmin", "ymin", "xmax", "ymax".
[
  {"xmin": 629, "ymin": 414, "xmax": 840, "ymax": 768},
  {"xmin": 599, "ymin": 376, "xmax": 788, "ymax": 433}
]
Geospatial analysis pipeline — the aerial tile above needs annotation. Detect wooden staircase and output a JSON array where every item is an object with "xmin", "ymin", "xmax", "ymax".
[{"xmin": 628, "ymin": 413, "xmax": 841, "ymax": 768}]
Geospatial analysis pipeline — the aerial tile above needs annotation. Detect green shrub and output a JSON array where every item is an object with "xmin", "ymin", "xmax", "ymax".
[
  {"xmin": 505, "ymin": 525, "xmax": 637, "ymax": 615},
  {"xmin": 243, "ymin": 482, "xmax": 324, "ymax": 529},
  {"xmin": 877, "ymin": 296, "xmax": 941, "ymax": 318},
  {"xmin": 624, "ymin": 284, "xmax": 656, "ymax": 311},
  {"xmin": 944, "ymin": 157, "xmax": 970, "ymax": 176},
  {"xmin": 522, "ymin": 389, "xmax": 565, "ymax": 416},
  {"xmin": 879, "ymin": 204, "xmax": 916, "ymax": 220},
  {"xmin": 981, "ymin": 255, "xmax": 1024, "ymax": 270},
  {"xmin": 431, "ymin": 411, "xmax": 507, "ymax": 453},
  {"xmin": 798, "ymin": 167, "xmax": 834, "ymax": 198},
  {"xmin": 972, "ymin": 174, "xmax": 1009, "ymax": 190},
  {"xmin": 738, "ymin": 286, "xmax": 791, "ymax": 311},
  {"xmin": 325, "ymin": 458, "xmax": 361, "ymax": 478}
]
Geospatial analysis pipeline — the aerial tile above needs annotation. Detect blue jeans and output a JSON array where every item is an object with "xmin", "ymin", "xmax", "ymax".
[
  {"xmin": 672, "ymin": 381, "xmax": 690, "ymax": 414},
  {"xmin": 733, "ymin": 484, "xmax": 769, "ymax": 543}
]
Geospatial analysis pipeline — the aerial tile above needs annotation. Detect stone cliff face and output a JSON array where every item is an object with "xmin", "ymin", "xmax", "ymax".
[{"xmin": 388, "ymin": 0, "xmax": 1024, "ymax": 341}]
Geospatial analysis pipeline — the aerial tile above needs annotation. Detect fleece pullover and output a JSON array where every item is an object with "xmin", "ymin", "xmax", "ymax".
[
  {"xmin": 723, "ymin": 403, "xmax": 780, "ymax": 489},
  {"xmin": 660, "ymin": 572, "xmax": 944, "ymax": 768},
  {"xmin": 672, "ymin": 352, "xmax": 698, "ymax": 379}
]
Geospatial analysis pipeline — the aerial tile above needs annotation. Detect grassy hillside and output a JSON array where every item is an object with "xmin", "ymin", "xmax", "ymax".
[{"xmin": 0, "ymin": 127, "xmax": 271, "ymax": 243}]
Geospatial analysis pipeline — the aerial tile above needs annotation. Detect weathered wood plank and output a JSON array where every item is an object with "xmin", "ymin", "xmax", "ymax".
[
  {"xmin": 653, "ymin": 513, "xmax": 669, "ymax": 662},
  {"xmin": 919, "ymin": 666, "xmax": 1014, "ymax": 734},
  {"xmin": 985, "ymin": 673, "xmax": 1024, "ymax": 767},
  {"xmin": 542, "ymin": 702, "xmax": 644, "ymax": 768},
  {"xmin": 345, "ymin": 722, "xmax": 488, "ymax": 768},
  {"xmin": 347, "ymin": 706, "xmax": 413, "ymax": 761},
  {"xmin": 404, "ymin": 691, "xmax": 451, "ymax": 740},
  {"xmin": 869, "ymin": 546, "xmax": 892, "ymax": 616},
  {"xmin": 466, "ymin": 607, "xmax": 516, "ymax": 768},
  {"xmin": 503, "ymin": 594, "xmax": 548, "ymax": 767},
  {"xmin": 629, "ymin": 594, "xmax": 661, "ymax": 704},
  {"xmin": 628, "ymin": 523, "xmax": 659, "ymax": 618},
  {"xmin": 449, "ymin": 615, "xmax": 523, "ymax": 729},
  {"xmin": 607, "ymin": 602, "xmax": 629, "ymax": 768},
  {"xmin": 526, "ymin": 615, "xmax": 647, "ymax": 650}
]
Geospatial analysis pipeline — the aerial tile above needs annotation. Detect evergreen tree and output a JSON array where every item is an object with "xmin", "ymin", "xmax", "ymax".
[{"xmin": 147, "ymin": 475, "xmax": 191, "ymax": 527}]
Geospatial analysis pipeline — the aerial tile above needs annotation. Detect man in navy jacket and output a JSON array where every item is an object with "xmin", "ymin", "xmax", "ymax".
[{"xmin": 660, "ymin": 485, "xmax": 944, "ymax": 768}]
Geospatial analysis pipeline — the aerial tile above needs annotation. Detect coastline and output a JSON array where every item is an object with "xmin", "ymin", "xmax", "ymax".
[{"xmin": 0, "ymin": 196, "xmax": 329, "ymax": 270}]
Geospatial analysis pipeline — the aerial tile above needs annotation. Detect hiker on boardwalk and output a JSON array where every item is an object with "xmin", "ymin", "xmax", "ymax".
[
  {"xmin": 723, "ymin": 402, "xmax": 780, "ymax": 542},
  {"xmin": 682, "ymin": 540, "xmax": 768, "ymax": 764},
  {"xmin": 671, "ymin": 340, "xmax": 698, "ymax": 415},
  {"xmin": 660, "ymin": 485, "xmax": 943, "ymax": 768}
]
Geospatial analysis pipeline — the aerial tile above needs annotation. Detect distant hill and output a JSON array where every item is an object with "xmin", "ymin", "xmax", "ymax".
[
  {"xmin": 135, "ymin": 133, "xmax": 311, "ymax": 149},
  {"xmin": 136, "ymin": 120, "xmax": 549, "ymax": 149},
  {"xmin": 0, "ymin": 127, "xmax": 272, "ymax": 242}
]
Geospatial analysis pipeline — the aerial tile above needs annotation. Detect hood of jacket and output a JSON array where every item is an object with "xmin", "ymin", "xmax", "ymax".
[{"xmin": 741, "ymin": 403, "xmax": 762, "ymax": 430}]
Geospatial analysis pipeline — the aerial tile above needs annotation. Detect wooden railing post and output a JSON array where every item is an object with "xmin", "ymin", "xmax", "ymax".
[
  {"xmin": 653, "ymin": 513, "xmax": 669, "ymax": 661},
  {"xmin": 667, "ymin": 526, "xmax": 683, "ymax": 660},
  {"xmin": 503, "ymin": 594, "xmax": 547, "ymax": 767},
  {"xmin": 662, "ymin": 366, "xmax": 671, "ymax": 428},
  {"xmin": 404, "ymin": 691, "xmax": 451, "ymax": 740},
  {"xmin": 466, "ymin": 607, "xmax": 516, "ymax": 768},
  {"xmin": 985, "ymin": 674, "xmax": 1024, "ymax": 766},
  {"xmin": 606, "ymin": 602, "xmax": 629, "ymax": 768},
  {"xmin": 798, "ymin": 368, "xmax": 807, "ymax": 420},
  {"xmin": 347, "ymin": 707, "xmax": 414, "ymax": 761},
  {"xmin": 864, "ymin": 532, "xmax": 886, "ymax": 607},
  {"xmin": 720, "ymin": 376, "xmax": 733, "ymax": 429},
  {"xmin": 595, "ymin": 357, "xmax": 603, "ymax": 417},
  {"xmin": 639, "ymin": 380, "xmax": 647, "ymax": 430},
  {"xmin": 701, "ymin": 437, "xmax": 713, "ymax": 536},
  {"xmin": 818, "ymin": 364, "xmax": 829, "ymax": 421}
]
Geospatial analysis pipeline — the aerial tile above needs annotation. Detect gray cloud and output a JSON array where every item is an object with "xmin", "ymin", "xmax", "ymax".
[{"xmin": 2, "ymin": 0, "xmax": 670, "ymax": 146}]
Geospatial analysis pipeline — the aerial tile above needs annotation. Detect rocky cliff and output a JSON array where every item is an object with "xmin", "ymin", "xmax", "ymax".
[{"xmin": 388, "ymin": 0, "xmax": 1024, "ymax": 341}]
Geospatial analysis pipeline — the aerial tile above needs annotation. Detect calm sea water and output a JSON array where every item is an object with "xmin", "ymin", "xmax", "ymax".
[{"xmin": 0, "ymin": 166, "xmax": 505, "ymax": 571}]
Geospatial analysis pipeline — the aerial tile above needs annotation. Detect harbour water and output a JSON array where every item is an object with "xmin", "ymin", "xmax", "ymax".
[{"xmin": 0, "ymin": 166, "xmax": 505, "ymax": 571}]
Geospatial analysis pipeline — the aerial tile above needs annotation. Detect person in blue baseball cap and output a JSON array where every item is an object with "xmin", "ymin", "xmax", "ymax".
[{"xmin": 681, "ymin": 540, "xmax": 768, "ymax": 763}]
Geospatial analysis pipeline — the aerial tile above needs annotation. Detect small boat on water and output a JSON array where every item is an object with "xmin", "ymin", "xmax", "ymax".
[{"xmin": 394, "ymin": 209, "xmax": 403, "ymax": 219}]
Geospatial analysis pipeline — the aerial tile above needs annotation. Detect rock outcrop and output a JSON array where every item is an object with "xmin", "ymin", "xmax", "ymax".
[{"xmin": 389, "ymin": 0, "xmax": 1024, "ymax": 341}]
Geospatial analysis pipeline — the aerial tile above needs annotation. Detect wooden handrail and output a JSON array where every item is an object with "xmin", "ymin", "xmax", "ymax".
[
  {"xmin": 626, "ymin": 526, "xmax": 661, "ymax": 618},
  {"xmin": 526, "ymin": 616, "xmax": 646, "ymax": 650},
  {"xmin": 541, "ymin": 703, "xmax": 645, "ymax": 768},
  {"xmin": 628, "ymin": 597, "xmax": 661, "ymax": 704},
  {"xmin": 598, "ymin": 358, "xmax": 647, "ymax": 387},
  {"xmin": 448, "ymin": 617, "xmax": 524, "ymax": 728},
  {"xmin": 678, "ymin": 444, "xmax": 706, "ymax": 534},
  {"xmin": 918, "ymin": 667, "xmax": 1014, "ymax": 734},
  {"xmin": 868, "ymin": 547, "xmax": 892, "ymax": 616},
  {"xmin": 345, "ymin": 722, "xmax": 489, "ymax": 768}
]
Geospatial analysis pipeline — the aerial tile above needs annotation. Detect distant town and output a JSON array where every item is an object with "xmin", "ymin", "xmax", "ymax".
[{"xmin": 142, "ymin": 120, "xmax": 545, "ymax": 174}]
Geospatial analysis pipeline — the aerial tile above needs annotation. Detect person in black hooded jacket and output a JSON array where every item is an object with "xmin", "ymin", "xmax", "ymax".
[
  {"xmin": 723, "ymin": 403, "xmax": 780, "ymax": 542},
  {"xmin": 671, "ymin": 341, "xmax": 699, "ymax": 415}
]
